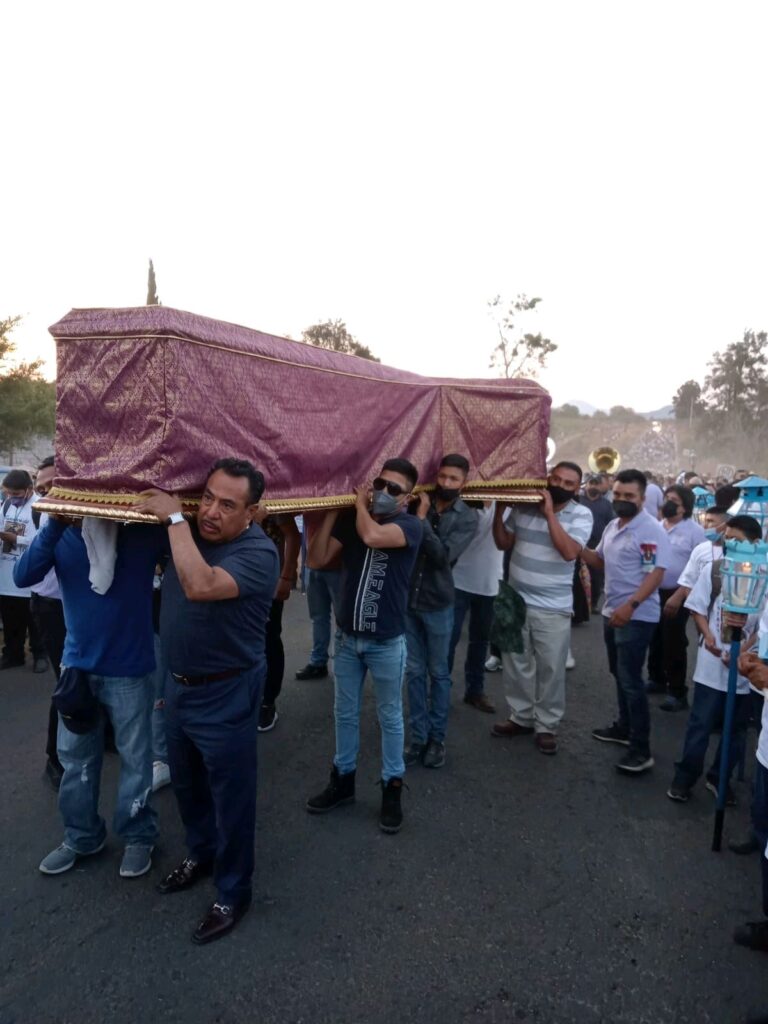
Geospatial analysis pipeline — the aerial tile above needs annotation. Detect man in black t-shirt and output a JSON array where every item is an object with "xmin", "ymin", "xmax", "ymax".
[
  {"xmin": 136, "ymin": 459, "xmax": 279, "ymax": 946},
  {"xmin": 305, "ymin": 458, "xmax": 422, "ymax": 834}
]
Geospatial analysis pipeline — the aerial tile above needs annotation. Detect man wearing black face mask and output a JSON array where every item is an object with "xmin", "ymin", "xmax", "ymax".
[
  {"xmin": 0, "ymin": 468, "xmax": 46, "ymax": 671},
  {"xmin": 403, "ymin": 454, "xmax": 478, "ymax": 769},
  {"xmin": 582, "ymin": 469, "xmax": 672, "ymax": 774},
  {"xmin": 306, "ymin": 458, "xmax": 423, "ymax": 833},
  {"xmin": 580, "ymin": 475, "xmax": 615, "ymax": 612},
  {"xmin": 491, "ymin": 462, "xmax": 593, "ymax": 755}
]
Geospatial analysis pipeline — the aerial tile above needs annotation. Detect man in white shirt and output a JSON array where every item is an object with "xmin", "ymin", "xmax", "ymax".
[
  {"xmin": 448, "ymin": 502, "xmax": 507, "ymax": 713},
  {"xmin": 28, "ymin": 458, "xmax": 67, "ymax": 788},
  {"xmin": 491, "ymin": 462, "xmax": 593, "ymax": 755},
  {"xmin": 733, "ymin": 605, "xmax": 768, "ymax": 953},
  {"xmin": 666, "ymin": 516, "xmax": 762, "ymax": 803},
  {"xmin": 0, "ymin": 469, "xmax": 46, "ymax": 671}
]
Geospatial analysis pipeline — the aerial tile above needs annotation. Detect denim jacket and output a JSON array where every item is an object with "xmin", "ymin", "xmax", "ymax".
[{"xmin": 408, "ymin": 497, "xmax": 479, "ymax": 612}]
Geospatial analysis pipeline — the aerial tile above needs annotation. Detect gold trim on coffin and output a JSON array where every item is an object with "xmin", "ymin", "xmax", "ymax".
[{"xmin": 35, "ymin": 480, "xmax": 547, "ymax": 522}]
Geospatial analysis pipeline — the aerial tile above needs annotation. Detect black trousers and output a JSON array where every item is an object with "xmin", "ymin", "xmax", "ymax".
[
  {"xmin": 30, "ymin": 594, "xmax": 67, "ymax": 766},
  {"xmin": 262, "ymin": 599, "xmax": 285, "ymax": 707},
  {"xmin": 1, "ymin": 594, "xmax": 44, "ymax": 663},
  {"xmin": 648, "ymin": 588, "xmax": 689, "ymax": 699}
]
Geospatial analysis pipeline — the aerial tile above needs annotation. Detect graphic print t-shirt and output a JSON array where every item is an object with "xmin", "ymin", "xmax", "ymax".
[{"xmin": 333, "ymin": 510, "xmax": 422, "ymax": 640}]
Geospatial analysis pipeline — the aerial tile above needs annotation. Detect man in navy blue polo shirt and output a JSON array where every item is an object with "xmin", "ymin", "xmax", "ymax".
[
  {"xmin": 136, "ymin": 459, "xmax": 278, "ymax": 946},
  {"xmin": 305, "ymin": 458, "xmax": 422, "ymax": 834}
]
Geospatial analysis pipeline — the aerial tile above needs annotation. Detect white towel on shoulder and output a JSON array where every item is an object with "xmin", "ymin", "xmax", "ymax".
[{"xmin": 81, "ymin": 518, "xmax": 119, "ymax": 595}]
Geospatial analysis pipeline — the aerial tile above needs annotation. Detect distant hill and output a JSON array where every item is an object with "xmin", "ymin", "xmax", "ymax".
[
  {"xmin": 639, "ymin": 405, "xmax": 675, "ymax": 420},
  {"xmin": 562, "ymin": 399, "xmax": 600, "ymax": 415}
]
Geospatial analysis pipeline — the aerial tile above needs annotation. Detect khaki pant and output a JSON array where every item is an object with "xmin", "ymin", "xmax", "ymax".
[{"xmin": 501, "ymin": 607, "xmax": 571, "ymax": 733}]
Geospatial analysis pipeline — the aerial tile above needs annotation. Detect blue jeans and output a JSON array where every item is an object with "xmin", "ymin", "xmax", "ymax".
[
  {"xmin": 405, "ymin": 606, "xmax": 454, "ymax": 744},
  {"xmin": 307, "ymin": 569, "xmax": 341, "ymax": 666},
  {"xmin": 57, "ymin": 672, "xmax": 158, "ymax": 852},
  {"xmin": 449, "ymin": 589, "xmax": 495, "ymax": 697},
  {"xmin": 152, "ymin": 633, "xmax": 169, "ymax": 763},
  {"xmin": 603, "ymin": 619, "xmax": 656, "ymax": 758},
  {"xmin": 333, "ymin": 632, "xmax": 406, "ymax": 781},
  {"xmin": 672, "ymin": 682, "xmax": 749, "ymax": 789},
  {"xmin": 165, "ymin": 666, "xmax": 263, "ymax": 905}
]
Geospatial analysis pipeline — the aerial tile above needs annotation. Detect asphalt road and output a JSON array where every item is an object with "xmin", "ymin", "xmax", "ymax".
[{"xmin": 1, "ymin": 601, "xmax": 766, "ymax": 1024}]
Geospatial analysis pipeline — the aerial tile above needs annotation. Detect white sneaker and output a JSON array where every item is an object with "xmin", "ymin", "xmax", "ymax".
[
  {"xmin": 565, "ymin": 650, "xmax": 575, "ymax": 670},
  {"xmin": 152, "ymin": 761, "xmax": 171, "ymax": 792},
  {"xmin": 484, "ymin": 655, "xmax": 502, "ymax": 672}
]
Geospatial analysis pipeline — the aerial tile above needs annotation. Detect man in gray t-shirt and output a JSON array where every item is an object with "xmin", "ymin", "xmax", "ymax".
[{"xmin": 582, "ymin": 469, "xmax": 671, "ymax": 776}]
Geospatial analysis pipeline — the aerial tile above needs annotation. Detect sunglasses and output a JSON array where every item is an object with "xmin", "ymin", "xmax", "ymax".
[{"xmin": 372, "ymin": 477, "xmax": 407, "ymax": 498}]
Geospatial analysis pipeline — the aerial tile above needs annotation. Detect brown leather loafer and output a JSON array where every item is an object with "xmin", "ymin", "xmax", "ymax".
[
  {"xmin": 535, "ymin": 732, "xmax": 558, "ymax": 755},
  {"xmin": 156, "ymin": 858, "xmax": 213, "ymax": 895},
  {"xmin": 464, "ymin": 693, "xmax": 496, "ymax": 714},
  {"xmin": 491, "ymin": 721, "xmax": 534, "ymax": 738},
  {"xmin": 192, "ymin": 898, "xmax": 251, "ymax": 945}
]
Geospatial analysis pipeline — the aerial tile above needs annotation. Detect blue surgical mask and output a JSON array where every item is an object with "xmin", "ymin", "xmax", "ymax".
[
  {"xmin": 9, "ymin": 496, "xmax": 27, "ymax": 508},
  {"xmin": 704, "ymin": 528, "xmax": 721, "ymax": 542},
  {"xmin": 371, "ymin": 491, "xmax": 400, "ymax": 517}
]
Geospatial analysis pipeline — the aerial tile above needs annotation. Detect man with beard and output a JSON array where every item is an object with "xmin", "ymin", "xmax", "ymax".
[
  {"xmin": 491, "ymin": 462, "xmax": 593, "ymax": 755},
  {"xmin": 404, "ymin": 454, "xmax": 478, "ymax": 769}
]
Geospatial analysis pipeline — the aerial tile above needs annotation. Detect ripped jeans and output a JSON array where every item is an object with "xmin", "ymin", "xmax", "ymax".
[{"xmin": 57, "ymin": 672, "xmax": 158, "ymax": 853}]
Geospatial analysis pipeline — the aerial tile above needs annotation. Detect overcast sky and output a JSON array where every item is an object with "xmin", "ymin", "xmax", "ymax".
[{"xmin": 3, "ymin": 1, "xmax": 767, "ymax": 412}]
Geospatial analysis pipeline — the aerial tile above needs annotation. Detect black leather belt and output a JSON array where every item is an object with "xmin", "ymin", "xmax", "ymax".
[{"xmin": 172, "ymin": 668, "xmax": 247, "ymax": 687}]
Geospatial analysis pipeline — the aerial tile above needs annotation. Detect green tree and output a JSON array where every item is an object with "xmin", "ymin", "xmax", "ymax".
[
  {"xmin": 608, "ymin": 405, "xmax": 643, "ymax": 421},
  {"xmin": 672, "ymin": 380, "xmax": 704, "ymax": 425},
  {"xmin": 703, "ymin": 330, "xmax": 768, "ymax": 429},
  {"xmin": 0, "ymin": 316, "xmax": 56, "ymax": 461},
  {"xmin": 554, "ymin": 403, "xmax": 581, "ymax": 417},
  {"xmin": 487, "ymin": 294, "xmax": 557, "ymax": 379},
  {"xmin": 147, "ymin": 259, "xmax": 160, "ymax": 305},
  {"xmin": 301, "ymin": 319, "xmax": 379, "ymax": 361}
]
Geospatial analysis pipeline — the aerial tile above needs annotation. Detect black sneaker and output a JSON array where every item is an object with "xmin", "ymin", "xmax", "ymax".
[
  {"xmin": 257, "ymin": 704, "xmax": 279, "ymax": 732},
  {"xmin": 616, "ymin": 751, "xmax": 654, "ymax": 774},
  {"xmin": 403, "ymin": 741, "xmax": 427, "ymax": 767},
  {"xmin": 423, "ymin": 739, "xmax": 446, "ymax": 769},
  {"xmin": 733, "ymin": 919, "xmax": 768, "ymax": 951},
  {"xmin": 306, "ymin": 766, "xmax": 356, "ymax": 814},
  {"xmin": 659, "ymin": 695, "xmax": 689, "ymax": 712},
  {"xmin": 295, "ymin": 663, "xmax": 328, "ymax": 680},
  {"xmin": 379, "ymin": 777, "xmax": 404, "ymax": 833},
  {"xmin": 0, "ymin": 656, "xmax": 24, "ymax": 670},
  {"xmin": 592, "ymin": 723, "xmax": 630, "ymax": 746},
  {"xmin": 666, "ymin": 782, "xmax": 690, "ymax": 802},
  {"xmin": 728, "ymin": 834, "xmax": 760, "ymax": 855},
  {"xmin": 705, "ymin": 780, "xmax": 737, "ymax": 806}
]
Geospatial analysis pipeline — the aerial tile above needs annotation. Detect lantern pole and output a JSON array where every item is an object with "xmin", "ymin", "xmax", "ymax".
[{"xmin": 711, "ymin": 623, "xmax": 742, "ymax": 852}]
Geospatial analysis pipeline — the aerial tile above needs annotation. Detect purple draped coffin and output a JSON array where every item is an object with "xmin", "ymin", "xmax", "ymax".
[{"xmin": 37, "ymin": 306, "xmax": 551, "ymax": 521}]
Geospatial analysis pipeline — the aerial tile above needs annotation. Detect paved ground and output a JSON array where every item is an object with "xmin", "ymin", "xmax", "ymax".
[{"xmin": 1, "ymin": 601, "xmax": 766, "ymax": 1024}]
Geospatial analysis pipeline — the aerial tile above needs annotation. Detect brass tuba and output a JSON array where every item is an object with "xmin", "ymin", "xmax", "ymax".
[{"xmin": 588, "ymin": 446, "xmax": 621, "ymax": 475}]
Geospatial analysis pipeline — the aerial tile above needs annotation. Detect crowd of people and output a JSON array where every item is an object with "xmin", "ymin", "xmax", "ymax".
[{"xmin": 1, "ymin": 455, "xmax": 766, "ymax": 970}]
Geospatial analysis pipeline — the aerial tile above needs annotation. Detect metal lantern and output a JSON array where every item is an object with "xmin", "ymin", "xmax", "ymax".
[
  {"xmin": 692, "ymin": 486, "xmax": 714, "ymax": 525},
  {"xmin": 719, "ymin": 538, "xmax": 768, "ymax": 614},
  {"xmin": 727, "ymin": 475, "xmax": 768, "ymax": 539}
]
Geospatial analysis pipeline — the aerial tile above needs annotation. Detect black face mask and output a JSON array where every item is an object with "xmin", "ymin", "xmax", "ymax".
[
  {"xmin": 613, "ymin": 499, "xmax": 640, "ymax": 519},
  {"xmin": 434, "ymin": 484, "xmax": 461, "ymax": 502},
  {"xmin": 547, "ymin": 484, "xmax": 574, "ymax": 506},
  {"xmin": 662, "ymin": 500, "xmax": 681, "ymax": 519},
  {"xmin": 585, "ymin": 488, "xmax": 601, "ymax": 500}
]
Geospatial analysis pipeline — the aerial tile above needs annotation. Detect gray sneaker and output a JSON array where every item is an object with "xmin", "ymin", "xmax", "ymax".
[
  {"xmin": 423, "ymin": 740, "xmax": 446, "ymax": 769},
  {"xmin": 119, "ymin": 844, "xmax": 154, "ymax": 878},
  {"xmin": 39, "ymin": 840, "xmax": 105, "ymax": 875}
]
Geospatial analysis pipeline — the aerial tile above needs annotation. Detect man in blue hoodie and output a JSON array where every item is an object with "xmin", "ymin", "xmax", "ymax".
[{"xmin": 15, "ymin": 515, "xmax": 165, "ymax": 879}]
